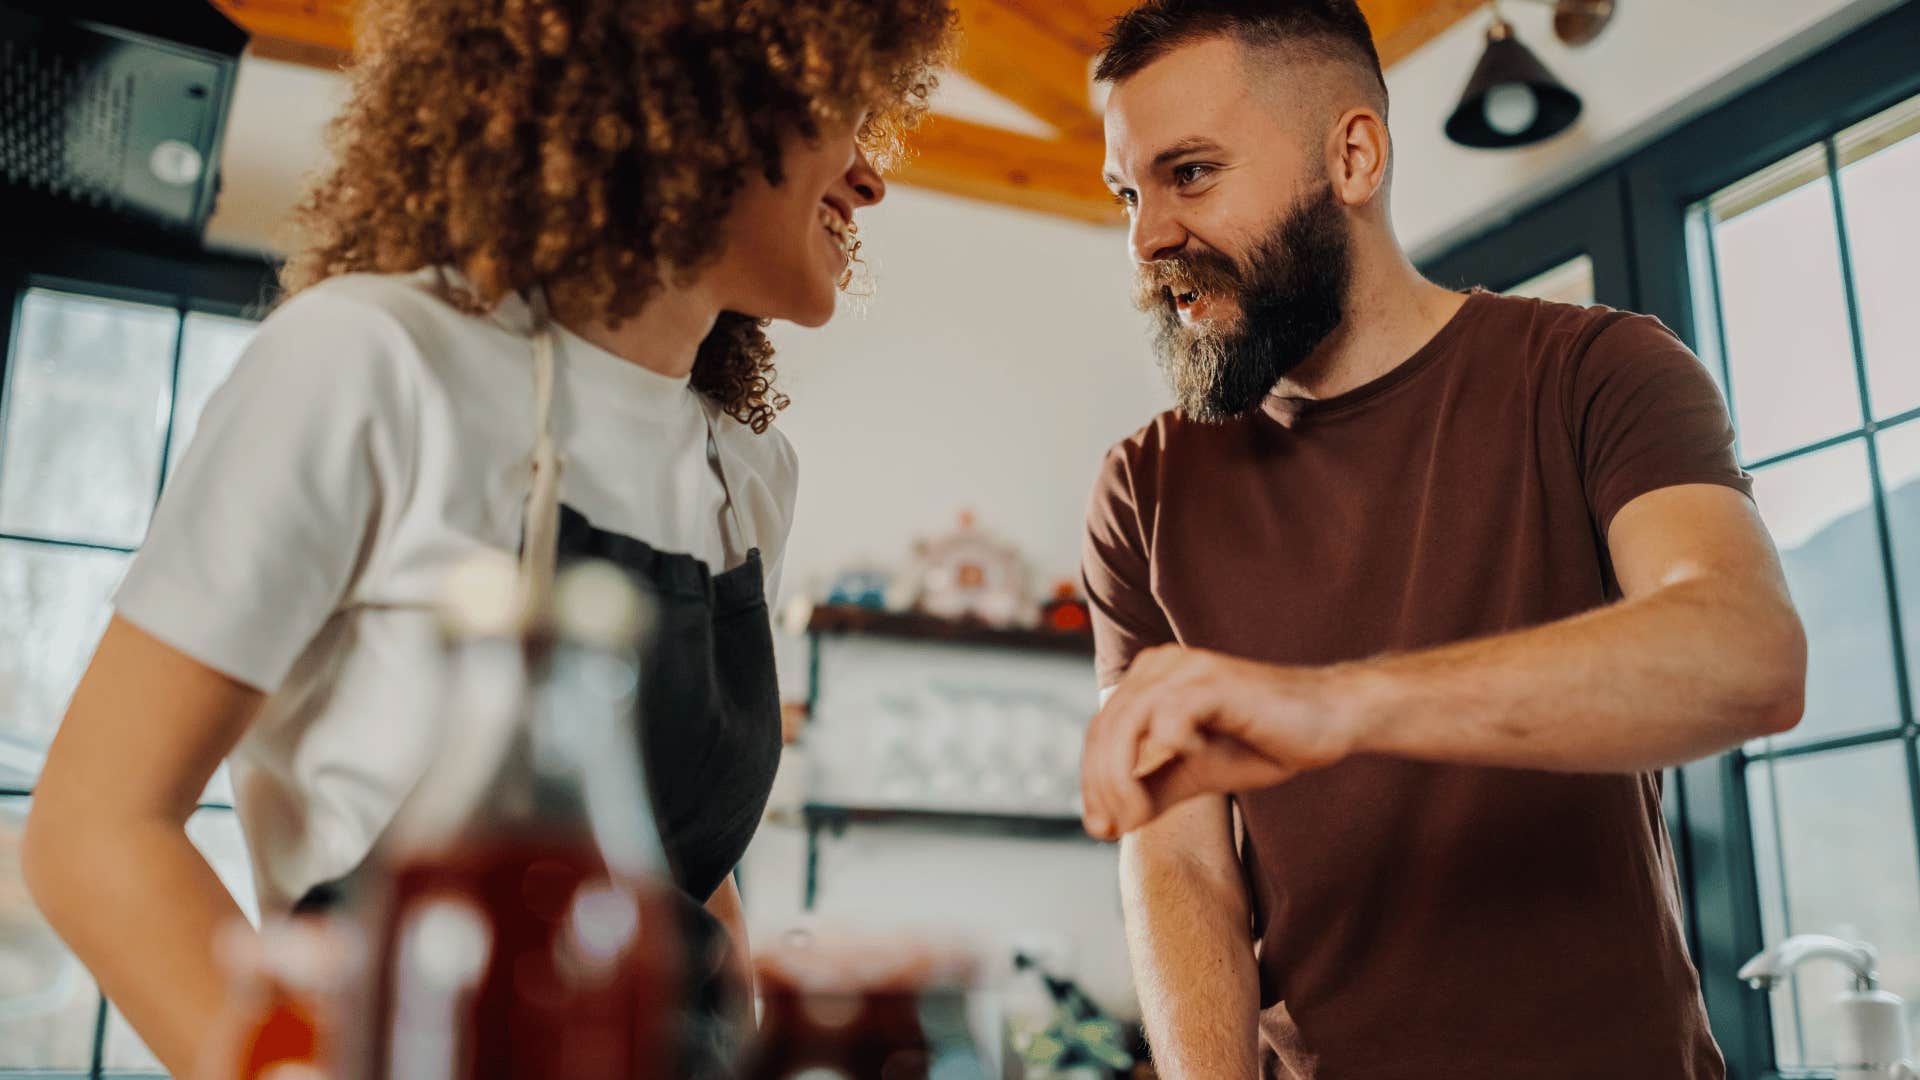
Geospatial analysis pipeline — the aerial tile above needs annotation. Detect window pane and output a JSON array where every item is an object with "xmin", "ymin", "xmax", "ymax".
[
  {"xmin": 1745, "ymin": 757, "xmax": 1804, "ymax": 1065},
  {"xmin": 0, "ymin": 289, "xmax": 178, "ymax": 548},
  {"xmin": 1749, "ymin": 441, "xmax": 1901, "ymax": 748},
  {"xmin": 102, "ymin": 806, "xmax": 257, "ymax": 1072},
  {"xmin": 167, "ymin": 313, "xmax": 254, "ymax": 484},
  {"xmin": 0, "ymin": 541, "xmax": 128, "ymax": 789},
  {"xmin": 1710, "ymin": 151, "xmax": 1866, "ymax": 463},
  {"xmin": 1504, "ymin": 253, "xmax": 1596, "ymax": 307},
  {"xmin": 1838, "ymin": 93, "xmax": 1920, "ymax": 420},
  {"xmin": 0, "ymin": 797, "xmax": 102, "ymax": 1070},
  {"xmin": 1746, "ymin": 744, "xmax": 1920, "ymax": 1069},
  {"xmin": 1685, "ymin": 208, "xmax": 1732, "ymax": 401},
  {"xmin": 1881, "ymin": 419, "xmax": 1920, "ymax": 691}
]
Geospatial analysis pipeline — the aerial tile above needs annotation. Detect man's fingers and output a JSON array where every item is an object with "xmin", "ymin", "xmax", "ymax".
[
  {"xmin": 1079, "ymin": 708, "xmax": 1112, "ymax": 836},
  {"xmin": 1098, "ymin": 690, "xmax": 1156, "ymax": 839},
  {"xmin": 1132, "ymin": 739, "xmax": 1180, "ymax": 779},
  {"xmin": 1082, "ymin": 690, "xmax": 1134, "ymax": 838},
  {"xmin": 1122, "ymin": 733, "xmax": 1301, "ymax": 834},
  {"xmin": 1138, "ymin": 692, "xmax": 1207, "ymax": 776}
]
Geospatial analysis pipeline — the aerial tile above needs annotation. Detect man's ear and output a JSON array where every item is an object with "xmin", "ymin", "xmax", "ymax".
[{"xmin": 1328, "ymin": 106, "xmax": 1389, "ymax": 208}]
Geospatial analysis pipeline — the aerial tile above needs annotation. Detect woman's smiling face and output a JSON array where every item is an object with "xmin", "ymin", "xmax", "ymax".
[{"xmin": 707, "ymin": 113, "xmax": 888, "ymax": 329}]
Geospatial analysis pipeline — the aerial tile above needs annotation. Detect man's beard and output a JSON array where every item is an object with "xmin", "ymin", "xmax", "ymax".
[{"xmin": 1132, "ymin": 184, "xmax": 1352, "ymax": 423}]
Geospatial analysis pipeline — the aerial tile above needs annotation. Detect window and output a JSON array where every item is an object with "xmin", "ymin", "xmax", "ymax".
[
  {"xmin": 1504, "ymin": 253, "xmax": 1597, "ymax": 307},
  {"xmin": 0, "ymin": 284, "xmax": 256, "ymax": 1075},
  {"xmin": 1688, "ymin": 90, "xmax": 1920, "ymax": 1072}
]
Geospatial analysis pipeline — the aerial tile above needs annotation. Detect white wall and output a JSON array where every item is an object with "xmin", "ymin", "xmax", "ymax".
[
  {"xmin": 767, "ymin": 186, "xmax": 1163, "ymax": 609},
  {"xmin": 1387, "ymin": 0, "xmax": 1905, "ymax": 259},
  {"xmin": 203, "ymin": 57, "xmax": 345, "ymax": 254}
]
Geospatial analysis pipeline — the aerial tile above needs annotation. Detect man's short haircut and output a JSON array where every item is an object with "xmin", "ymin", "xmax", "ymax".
[{"xmin": 1095, "ymin": 0, "xmax": 1388, "ymax": 115}]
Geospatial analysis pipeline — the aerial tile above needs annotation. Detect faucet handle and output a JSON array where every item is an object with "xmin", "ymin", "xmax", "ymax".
[{"xmin": 1739, "ymin": 934, "xmax": 1879, "ymax": 991}]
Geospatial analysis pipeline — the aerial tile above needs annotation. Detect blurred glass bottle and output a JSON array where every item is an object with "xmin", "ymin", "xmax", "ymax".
[
  {"xmin": 196, "ymin": 917, "xmax": 349, "ymax": 1080},
  {"xmin": 340, "ymin": 554, "xmax": 683, "ymax": 1080}
]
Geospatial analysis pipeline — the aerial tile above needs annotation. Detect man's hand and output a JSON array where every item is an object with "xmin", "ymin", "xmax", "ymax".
[{"xmin": 1080, "ymin": 645, "xmax": 1360, "ymax": 840}]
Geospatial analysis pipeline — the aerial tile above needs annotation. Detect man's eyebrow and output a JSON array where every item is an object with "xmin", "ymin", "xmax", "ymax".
[
  {"xmin": 1152, "ymin": 137, "xmax": 1225, "ymax": 169},
  {"xmin": 1105, "ymin": 137, "xmax": 1228, "ymax": 189}
]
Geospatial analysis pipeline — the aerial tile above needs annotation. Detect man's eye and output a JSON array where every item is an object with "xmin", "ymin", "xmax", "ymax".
[
  {"xmin": 1175, "ymin": 164, "xmax": 1214, "ymax": 185},
  {"xmin": 1112, "ymin": 190, "xmax": 1137, "ymax": 209}
]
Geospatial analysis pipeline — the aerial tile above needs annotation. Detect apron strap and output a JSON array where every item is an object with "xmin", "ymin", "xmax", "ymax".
[
  {"xmin": 700, "ymin": 399, "xmax": 756, "ymax": 561},
  {"xmin": 521, "ymin": 289, "xmax": 754, "ymax": 591},
  {"xmin": 521, "ymin": 289, "xmax": 564, "ymax": 609}
]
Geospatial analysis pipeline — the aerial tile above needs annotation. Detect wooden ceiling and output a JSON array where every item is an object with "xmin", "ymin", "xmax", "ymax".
[{"xmin": 207, "ymin": 0, "xmax": 1485, "ymax": 224}]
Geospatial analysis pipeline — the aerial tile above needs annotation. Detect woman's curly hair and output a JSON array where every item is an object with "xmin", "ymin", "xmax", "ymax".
[{"xmin": 281, "ymin": 0, "xmax": 954, "ymax": 432}]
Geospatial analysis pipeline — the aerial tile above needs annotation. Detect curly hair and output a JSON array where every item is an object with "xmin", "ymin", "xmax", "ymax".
[{"xmin": 281, "ymin": 0, "xmax": 954, "ymax": 433}]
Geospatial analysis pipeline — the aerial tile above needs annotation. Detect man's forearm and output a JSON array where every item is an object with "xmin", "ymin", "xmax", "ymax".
[
  {"xmin": 1341, "ymin": 575, "xmax": 1805, "ymax": 773},
  {"xmin": 1120, "ymin": 834, "xmax": 1260, "ymax": 1079}
]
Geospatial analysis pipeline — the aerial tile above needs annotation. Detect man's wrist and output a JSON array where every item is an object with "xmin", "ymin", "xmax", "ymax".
[{"xmin": 1318, "ymin": 659, "xmax": 1395, "ymax": 761}]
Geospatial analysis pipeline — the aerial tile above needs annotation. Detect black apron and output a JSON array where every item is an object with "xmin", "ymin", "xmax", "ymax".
[
  {"xmin": 514, "ymin": 289, "xmax": 783, "ymax": 906},
  {"xmin": 521, "ymin": 310, "xmax": 783, "ymax": 1077},
  {"xmin": 298, "ymin": 298, "xmax": 783, "ymax": 1077}
]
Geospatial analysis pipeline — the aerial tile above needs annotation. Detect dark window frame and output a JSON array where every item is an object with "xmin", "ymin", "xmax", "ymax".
[{"xmin": 0, "ymin": 222, "xmax": 274, "ymax": 1079}]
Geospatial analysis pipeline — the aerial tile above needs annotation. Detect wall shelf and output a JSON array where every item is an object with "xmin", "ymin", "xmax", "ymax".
[
  {"xmin": 798, "ymin": 607, "xmax": 1095, "ymax": 911},
  {"xmin": 800, "ymin": 802, "xmax": 1098, "ymax": 910},
  {"xmin": 805, "ymin": 605, "xmax": 1094, "ymax": 658},
  {"xmin": 803, "ymin": 801, "xmax": 1089, "ymax": 836}
]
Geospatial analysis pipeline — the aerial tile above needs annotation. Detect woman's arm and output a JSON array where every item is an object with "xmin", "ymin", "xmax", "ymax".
[{"xmin": 23, "ymin": 616, "xmax": 263, "ymax": 1078}]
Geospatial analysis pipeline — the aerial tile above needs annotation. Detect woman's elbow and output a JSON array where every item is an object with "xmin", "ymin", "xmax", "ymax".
[{"xmin": 20, "ymin": 793, "xmax": 85, "ymax": 921}]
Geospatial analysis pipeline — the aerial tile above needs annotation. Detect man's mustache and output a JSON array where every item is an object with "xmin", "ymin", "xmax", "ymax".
[{"xmin": 1130, "ymin": 249, "xmax": 1244, "ymax": 314}]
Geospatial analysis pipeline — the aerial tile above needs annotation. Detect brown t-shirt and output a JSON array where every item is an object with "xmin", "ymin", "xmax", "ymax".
[{"xmin": 1083, "ymin": 291, "xmax": 1748, "ymax": 1080}]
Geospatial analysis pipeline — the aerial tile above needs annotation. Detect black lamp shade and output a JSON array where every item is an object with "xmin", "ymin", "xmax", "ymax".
[{"xmin": 1445, "ymin": 25, "xmax": 1583, "ymax": 149}]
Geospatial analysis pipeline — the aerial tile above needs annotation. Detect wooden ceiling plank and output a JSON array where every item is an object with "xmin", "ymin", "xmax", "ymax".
[
  {"xmin": 990, "ymin": 0, "xmax": 1116, "ymax": 55},
  {"xmin": 208, "ymin": 0, "xmax": 354, "ymax": 53},
  {"xmin": 1368, "ymin": 0, "xmax": 1489, "ymax": 68},
  {"xmin": 246, "ymin": 34, "xmax": 350, "ymax": 69},
  {"xmin": 950, "ymin": 0, "xmax": 1105, "ymax": 139},
  {"xmin": 896, "ymin": 115, "xmax": 1119, "ymax": 224}
]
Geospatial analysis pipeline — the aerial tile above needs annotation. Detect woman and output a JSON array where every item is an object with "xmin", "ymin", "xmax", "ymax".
[{"xmin": 22, "ymin": 0, "xmax": 952, "ymax": 1074}]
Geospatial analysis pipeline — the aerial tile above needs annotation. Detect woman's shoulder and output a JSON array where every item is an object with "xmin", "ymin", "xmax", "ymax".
[
  {"xmin": 708, "ymin": 405, "xmax": 799, "ymax": 512},
  {"xmin": 261, "ymin": 270, "xmax": 533, "ymax": 399},
  {"xmin": 269, "ymin": 269, "xmax": 498, "ymax": 352}
]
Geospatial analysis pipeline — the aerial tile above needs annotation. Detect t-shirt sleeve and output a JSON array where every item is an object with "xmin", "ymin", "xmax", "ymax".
[
  {"xmin": 114, "ymin": 287, "xmax": 418, "ymax": 692},
  {"xmin": 1566, "ymin": 313, "xmax": 1752, "ymax": 536},
  {"xmin": 1082, "ymin": 442, "xmax": 1175, "ymax": 690}
]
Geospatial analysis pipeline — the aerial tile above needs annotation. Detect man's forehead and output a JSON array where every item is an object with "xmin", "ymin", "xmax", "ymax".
[{"xmin": 1102, "ymin": 38, "xmax": 1263, "ymax": 179}]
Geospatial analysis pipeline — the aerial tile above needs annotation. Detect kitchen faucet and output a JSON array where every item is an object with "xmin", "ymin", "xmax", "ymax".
[{"xmin": 1740, "ymin": 934, "xmax": 1916, "ymax": 1080}]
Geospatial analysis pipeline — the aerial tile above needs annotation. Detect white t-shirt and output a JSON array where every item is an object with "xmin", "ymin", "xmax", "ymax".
[{"xmin": 115, "ymin": 269, "xmax": 798, "ymax": 913}]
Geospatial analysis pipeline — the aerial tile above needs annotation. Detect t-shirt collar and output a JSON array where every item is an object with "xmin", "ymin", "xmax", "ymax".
[{"xmin": 1263, "ymin": 288, "xmax": 1488, "ymax": 428}]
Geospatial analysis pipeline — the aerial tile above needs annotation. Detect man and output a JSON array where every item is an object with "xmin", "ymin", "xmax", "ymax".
[{"xmin": 1076, "ymin": 2, "xmax": 1807, "ymax": 1078}]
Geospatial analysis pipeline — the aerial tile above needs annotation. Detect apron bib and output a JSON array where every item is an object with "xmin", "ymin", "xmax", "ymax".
[{"xmin": 520, "ymin": 296, "xmax": 783, "ymax": 905}]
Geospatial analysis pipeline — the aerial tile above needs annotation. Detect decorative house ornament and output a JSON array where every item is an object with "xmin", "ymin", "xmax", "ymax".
[{"xmin": 895, "ymin": 511, "xmax": 1033, "ymax": 628}]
